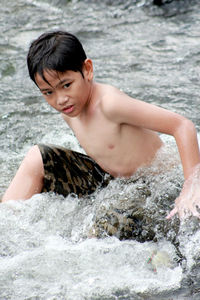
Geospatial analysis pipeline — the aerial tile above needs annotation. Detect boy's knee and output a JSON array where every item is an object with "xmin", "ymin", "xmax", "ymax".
[{"xmin": 23, "ymin": 145, "xmax": 44, "ymax": 177}]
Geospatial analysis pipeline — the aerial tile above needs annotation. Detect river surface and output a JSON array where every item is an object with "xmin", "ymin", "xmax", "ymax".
[{"xmin": 1, "ymin": 0, "xmax": 200, "ymax": 299}]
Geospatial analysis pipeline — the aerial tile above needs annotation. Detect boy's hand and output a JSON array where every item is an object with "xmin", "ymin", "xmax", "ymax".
[
  {"xmin": 166, "ymin": 166, "xmax": 200, "ymax": 220},
  {"xmin": 166, "ymin": 195, "xmax": 200, "ymax": 220}
]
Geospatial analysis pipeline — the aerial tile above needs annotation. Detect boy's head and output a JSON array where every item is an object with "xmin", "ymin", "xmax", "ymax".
[{"xmin": 27, "ymin": 31, "xmax": 87, "ymax": 84}]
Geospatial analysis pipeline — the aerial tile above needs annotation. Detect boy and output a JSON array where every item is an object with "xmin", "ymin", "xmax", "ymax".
[{"xmin": 2, "ymin": 31, "xmax": 200, "ymax": 220}]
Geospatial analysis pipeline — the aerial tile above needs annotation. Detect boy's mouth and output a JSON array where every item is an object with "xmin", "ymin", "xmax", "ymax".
[{"xmin": 63, "ymin": 105, "xmax": 74, "ymax": 114}]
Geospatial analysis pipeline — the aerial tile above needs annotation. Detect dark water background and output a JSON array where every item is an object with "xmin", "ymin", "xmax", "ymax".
[{"xmin": 1, "ymin": 0, "xmax": 200, "ymax": 299}]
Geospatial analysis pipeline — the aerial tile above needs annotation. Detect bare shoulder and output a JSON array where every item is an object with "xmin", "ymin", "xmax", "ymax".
[
  {"xmin": 100, "ymin": 84, "xmax": 122, "ymax": 108},
  {"xmin": 100, "ymin": 83, "xmax": 125, "ymax": 103},
  {"xmin": 99, "ymin": 83, "xmax": 135, "ymax": 121}
]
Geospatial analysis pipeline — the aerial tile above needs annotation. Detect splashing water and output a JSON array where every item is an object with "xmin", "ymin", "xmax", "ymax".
[{"xmin": 0, "ymin": 135, "xmax": 198, "ymax": 299}]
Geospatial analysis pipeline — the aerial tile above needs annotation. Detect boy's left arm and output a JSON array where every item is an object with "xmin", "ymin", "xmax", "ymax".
[
  {"xmin": 166, "ymin": 118, "xmax": 200, "ymax": 219},
  {"xmin": 103, "ymin": 90, "xmax": 200, "ymax": 219}
]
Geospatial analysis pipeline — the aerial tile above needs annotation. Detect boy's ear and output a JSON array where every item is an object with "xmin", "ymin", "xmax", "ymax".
[{"xmin": 83, "ymin": 59, "xmax": 93, "ymax": 81}]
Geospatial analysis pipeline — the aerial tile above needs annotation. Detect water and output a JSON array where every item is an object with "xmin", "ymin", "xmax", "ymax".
[{"xmin": 1, "ymin": 0, "xmax": 200, "ymax": 299}]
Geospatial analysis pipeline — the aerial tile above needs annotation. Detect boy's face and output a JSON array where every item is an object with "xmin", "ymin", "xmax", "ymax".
[{"xmin": 35, "ymin": 59, "xmax": 93, "ymax": 117}]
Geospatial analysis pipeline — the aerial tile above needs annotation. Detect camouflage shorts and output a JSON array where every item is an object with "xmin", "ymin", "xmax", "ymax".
[{"xmin": 38, "ymin": 144, "xmax": 112, "ymax": 198}]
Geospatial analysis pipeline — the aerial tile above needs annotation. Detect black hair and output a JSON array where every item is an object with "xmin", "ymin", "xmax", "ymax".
[{"xmin": 27, "ymin": 31, "xmax": 87, "ymax": 84}]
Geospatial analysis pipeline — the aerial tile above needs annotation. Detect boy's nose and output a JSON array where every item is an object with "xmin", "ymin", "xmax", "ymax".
[{"xmin": 57, "ymin": 94, "xmax": 69, "ymax": 106}]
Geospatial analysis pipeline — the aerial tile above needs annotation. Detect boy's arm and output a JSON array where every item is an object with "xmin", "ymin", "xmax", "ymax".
[
  {"xmin": 165, "ymin": 118, "xmax": 200, "ymax": 219},
  {"xmin": 103, "ymin": 89, "xmax": 200, "ymax": 219},
  {"xmin": 165, "ymin": 120, "xmax": 200, "ymax": 219}
]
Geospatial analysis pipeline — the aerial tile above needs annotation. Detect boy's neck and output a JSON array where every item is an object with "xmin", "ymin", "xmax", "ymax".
[{"xmin": 78, "ymin": 81, "xmax": 97, "ymax": 118}]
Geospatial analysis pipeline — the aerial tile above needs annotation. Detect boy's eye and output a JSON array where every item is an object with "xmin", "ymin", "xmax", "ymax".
[
  {"xmin": 63, "ymin": 82, "xmax": 71, "ymax": 88},
  {"xmin": 43, "ymin": 91, "xmax": 52, "ymax": 96}
]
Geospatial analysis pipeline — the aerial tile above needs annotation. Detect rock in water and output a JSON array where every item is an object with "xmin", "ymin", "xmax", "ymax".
[{"xmin": 91, "ymin": 204, "xmax": 180, "ymax": 245}]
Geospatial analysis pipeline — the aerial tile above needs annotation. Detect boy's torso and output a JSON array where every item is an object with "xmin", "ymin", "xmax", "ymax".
[{"xmin": 63, "ymin": 83, "xmax": 162, "ymax": 177}]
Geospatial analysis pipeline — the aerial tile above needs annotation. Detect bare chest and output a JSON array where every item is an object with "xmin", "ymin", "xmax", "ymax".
[{"xmin": 70, "ymin": 116, "xmax": 119, "ymax": 156}]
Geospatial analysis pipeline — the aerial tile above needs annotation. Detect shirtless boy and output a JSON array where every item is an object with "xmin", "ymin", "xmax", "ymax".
[{"xmin": 2, "ymin": 31, "xmax": 200, "ymax": 220}]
